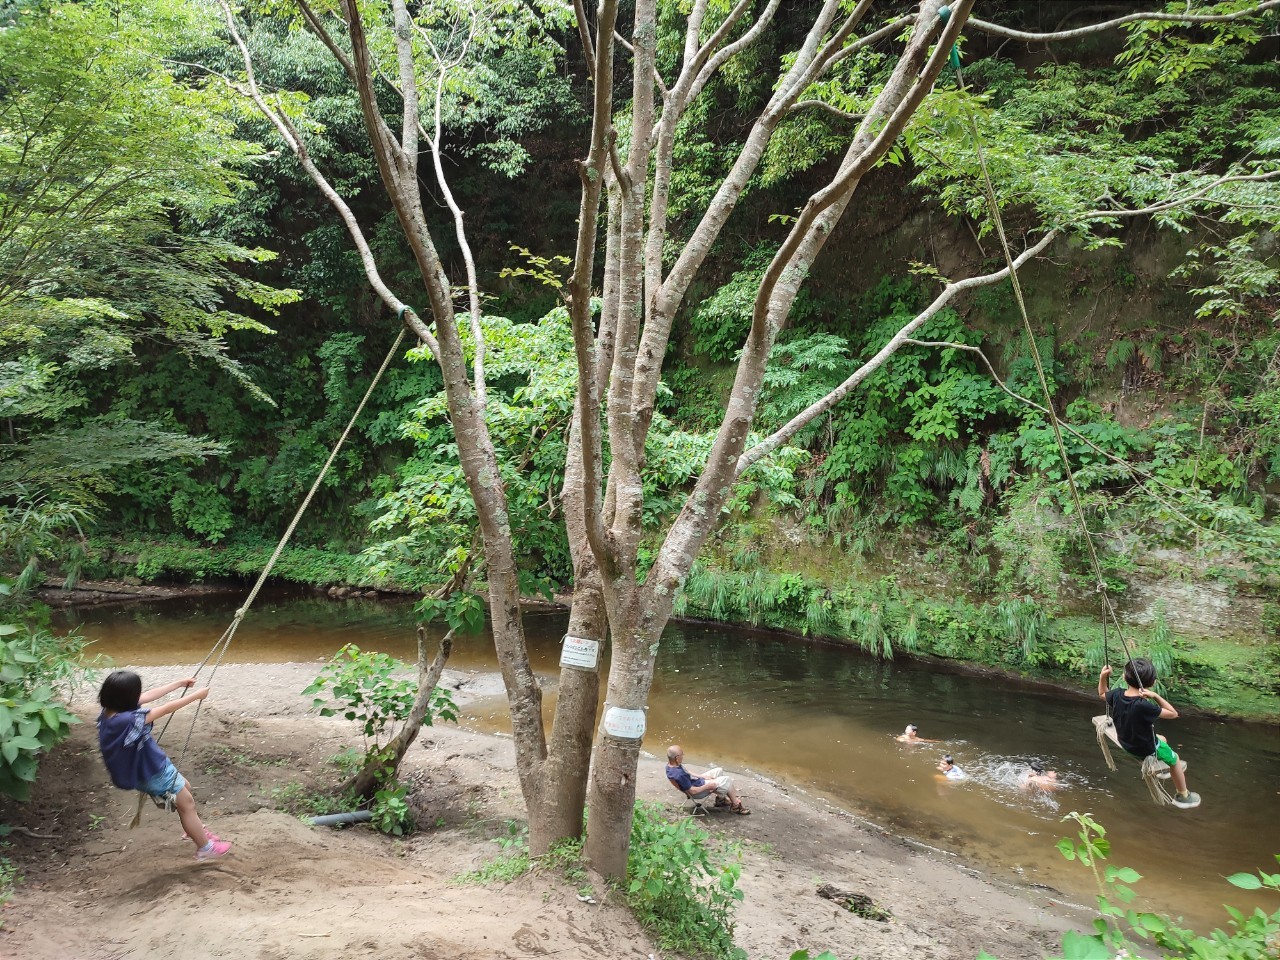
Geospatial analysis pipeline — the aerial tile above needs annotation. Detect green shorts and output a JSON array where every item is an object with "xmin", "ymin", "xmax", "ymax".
[{"xmin": 1154, "ymin": 739, "xmax": 1178, "ymax": 766}]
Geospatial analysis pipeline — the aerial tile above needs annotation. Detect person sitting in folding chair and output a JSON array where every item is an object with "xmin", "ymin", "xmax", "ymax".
[{"xmin": 665, "ymin": 744, "xmax": 750, "ymax": 815}]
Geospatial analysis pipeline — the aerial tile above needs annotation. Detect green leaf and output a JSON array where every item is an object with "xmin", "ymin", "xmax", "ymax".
[
  {"xmin": 0, "ymin": 625, "xmax": 20, "ymax": 637},
  {"xmin": 1138, "ymin": 913, "xmax": 1167, "ymax": 934},
  {"xmin": 1056, "ymin": 838, "xmax": 1077, "ymax": 861},
  {"xmin": 1226, "ymin": 872, "xmax": 1263, "ymax": 890},
  {"xmin": 1060, "ymin": 931, "xmax": 1111, "ymax": 960}
]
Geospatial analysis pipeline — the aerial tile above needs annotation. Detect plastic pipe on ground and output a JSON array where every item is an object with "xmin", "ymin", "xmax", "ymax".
[{"xmin": 308, "ymin": 810, "xmax": 373, "ymax": 827}]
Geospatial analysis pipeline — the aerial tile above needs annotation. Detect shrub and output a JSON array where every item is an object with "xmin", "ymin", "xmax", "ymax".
[
  {"xmin": 302, "ymin": 643, "xmax": 457, "ymax": 751},
  {"xmin": 370, "ymin": 782, "xmax": 414, "ymax": 837},
  {"xmin": 625, "ymin": 801, "xmax": 745, "ymax": 960},
  {"xmin": 0, "ymin": 608, "xmax": 82, "ymax": 800}
]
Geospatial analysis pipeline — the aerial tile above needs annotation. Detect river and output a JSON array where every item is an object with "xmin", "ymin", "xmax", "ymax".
[{"xmin": 56, "ymin": 591, "xmax": 1280, "ymax": 931}]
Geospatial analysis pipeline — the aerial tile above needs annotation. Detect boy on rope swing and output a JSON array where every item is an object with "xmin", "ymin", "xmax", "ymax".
[
  {"xmin": 97, "ymin": 671, "xmax": 232, "ymax": 860},
  {"xmin": 1098, "ymin": 659, "xmax": 1201, "ymax": 810}
]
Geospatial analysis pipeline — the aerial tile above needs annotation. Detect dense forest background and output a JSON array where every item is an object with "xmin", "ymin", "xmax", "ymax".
[{"xmin": 4, "ymin": 0, "xmax": 1280, "ymax": 721}]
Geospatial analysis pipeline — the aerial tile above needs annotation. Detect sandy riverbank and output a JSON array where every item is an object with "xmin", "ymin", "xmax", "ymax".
[{"xmin": 1, "ymin": 662, "xmax": 1085, "ymax": 960}]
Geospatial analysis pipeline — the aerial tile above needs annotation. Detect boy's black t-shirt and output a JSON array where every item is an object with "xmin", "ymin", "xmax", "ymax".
[{"xmin": 1106, "ymin": 688, "xmax": 1161, "ymax": 756}]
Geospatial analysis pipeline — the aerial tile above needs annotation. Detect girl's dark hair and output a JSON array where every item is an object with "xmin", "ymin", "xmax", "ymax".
[
  {"xmin": 1030, "ymin": 761, "xmax": 1046, "ymax": 774},
  {"xmin": 99, "ymin": 670, "xmax": 143, "ymax": 712},
  {"xmin": 1123, "ymin": 657, "xmax": 1157, "ymax": 689}
]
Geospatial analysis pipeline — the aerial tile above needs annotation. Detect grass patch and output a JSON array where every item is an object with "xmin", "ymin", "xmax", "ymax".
[
  {"xmin": 271, "ymin": 781, "xmax": 351, "ymax": 820},
  {"xmin": 0, "ymin": 853, "xmax": 20, "ymax": 926}
]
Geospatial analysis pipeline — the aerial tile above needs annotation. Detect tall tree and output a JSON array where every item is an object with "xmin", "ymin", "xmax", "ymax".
[
  {"xmin": 0, "ymin": 0, "xmax": 295, "ymax": 531},
  {"xmin": 216, "ymin": 0, "xmax": 1280, "ymax": 878}
]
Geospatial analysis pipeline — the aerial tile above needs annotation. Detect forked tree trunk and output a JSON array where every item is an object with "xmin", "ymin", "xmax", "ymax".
[{"xmin": 581, "ymin": 0, "xmax": 972, "ymax": 878}]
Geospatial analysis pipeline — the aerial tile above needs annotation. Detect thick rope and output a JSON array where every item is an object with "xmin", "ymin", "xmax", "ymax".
[
  {"xmin": 942, "ymin": 36, "xmax": 1185, "ymax": 802},
  {"xmin": 133, "ymin": 327, "xmax": 409, "ymax": 825},
  {"xmin": 949, "ymin": 58, "xmax": 1139, "ymax": 671}
]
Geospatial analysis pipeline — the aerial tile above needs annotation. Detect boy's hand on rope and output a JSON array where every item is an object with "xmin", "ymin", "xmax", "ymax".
[{"xmin": 1100, "ymin": 665, "xmax": 1112, "ymax": 681}]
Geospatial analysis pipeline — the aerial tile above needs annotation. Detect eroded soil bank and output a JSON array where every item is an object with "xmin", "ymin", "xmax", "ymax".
[{"xmin": 2, "ymin": 662, "xmax": 1083, "ymax": 960}]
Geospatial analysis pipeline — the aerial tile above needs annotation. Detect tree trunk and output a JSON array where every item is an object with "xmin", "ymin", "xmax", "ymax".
[
  {"xmin": 584, "ymin": 590, "xmax": 669, "ymax": 877},
  {"xmin": 344, "ymin": 625, "xmax": 453, "ymax": 800},
  {"xmin": 523, "ymin": 407, "xmax": 608, "ymax": 853},
  {"xmin": 525, "ymin": 585, "xmax": 605, "ymax": 852}
]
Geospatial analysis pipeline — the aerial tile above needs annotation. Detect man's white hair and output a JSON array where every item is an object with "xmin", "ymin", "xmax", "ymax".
[{"xmin": 667, "ymin": 745, "xmax": 682, "ymax": 762}]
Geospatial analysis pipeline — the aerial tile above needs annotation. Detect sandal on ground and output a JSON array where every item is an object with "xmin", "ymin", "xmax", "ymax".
[{"xmin": 730, "ymin": 803, "xmax": 751, "ymax": 816}]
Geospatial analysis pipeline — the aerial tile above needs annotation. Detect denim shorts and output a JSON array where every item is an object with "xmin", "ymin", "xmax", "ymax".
[{"xmin": 142, "ymin": 761, "xmax": 186, "ymax": 799}]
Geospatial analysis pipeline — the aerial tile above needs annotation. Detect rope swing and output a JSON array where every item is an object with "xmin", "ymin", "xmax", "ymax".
[
  {"xmin": 131, "ymin": 324, "xmax": 410, "ymax": 826},
  {"xmin": 937, "ymin": 8, "xmax": 1174, "ymax": 804}
]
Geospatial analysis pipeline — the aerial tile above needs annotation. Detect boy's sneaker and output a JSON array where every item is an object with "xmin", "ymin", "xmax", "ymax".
[
  {"xmin": 1170, "ymin": 791, "xmax": 1201, "ymax": 810},
  {"xmin": 196, "ymin": 838, "xmax": 232, "ymax": 861}
]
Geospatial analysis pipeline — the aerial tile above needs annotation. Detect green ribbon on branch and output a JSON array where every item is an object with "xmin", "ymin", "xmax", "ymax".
[{"xmin": 937, "ymin": 5, "xmax": 962, "ymax": 70}]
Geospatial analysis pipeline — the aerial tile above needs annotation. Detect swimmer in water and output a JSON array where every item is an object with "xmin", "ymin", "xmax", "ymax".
[
  {"xmin": 936, "ymin": 754, "xmax": 966, "ymax": 780},
  {"xmin": 1021, "ymin": 761, "xmax": 1062, "ymax": 791},
  {"xmin": 896, "ymin": 723, "xmax": 939, "ymax": 744}
]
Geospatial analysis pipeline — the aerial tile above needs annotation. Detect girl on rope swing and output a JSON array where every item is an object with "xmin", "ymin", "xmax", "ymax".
[{"xmin": 97, "ymin": 670, "xmax": 233, "ymax": 860}]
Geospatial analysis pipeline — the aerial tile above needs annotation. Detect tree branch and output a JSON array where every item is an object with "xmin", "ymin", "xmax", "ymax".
[
  {"xmin": 969, "ymin": 1, "xmax": 1280, "ymax": 42},
  {"xmin": 567, "ymin": 0, "xmax": 622, "ymax": 572},
  {"xmin": 572, "ymin": 0, "xmax": 595, "ymax": 81},
  {"xmin": 788, "ymin": 99, "xmax": 864, "ymax": 122},
  {"xmin": 215, "ymin": 0, "xmax": 439, "ymax": 358},
  {"xmin": 295, "ymin": 0, "xmax": 357, "ymax": 81},
  {"xmin": 737, "ymin": 228, "xmax": 1059, "ymax": 474}
]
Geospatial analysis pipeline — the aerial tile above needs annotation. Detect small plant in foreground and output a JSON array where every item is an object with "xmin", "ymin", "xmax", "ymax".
[
  {"xmin": 456, "ymin": 823, "xmax": 592, "ymax": 888},
  {"xmin": 980, "ymin": 812, "xmax": 1280, "ymax": 960},
  {"xmin": 370, "ymin": 782, "xmax": 414, "ymax": 837},
  {"xmin": 625, "ymin": 801, "xmax": 745, "ymax": 960}
]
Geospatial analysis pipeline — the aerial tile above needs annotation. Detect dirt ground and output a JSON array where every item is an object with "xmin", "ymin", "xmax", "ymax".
[{"xmin": 1, "ymin": 663, "xmax": 1086, "ymax": 960}]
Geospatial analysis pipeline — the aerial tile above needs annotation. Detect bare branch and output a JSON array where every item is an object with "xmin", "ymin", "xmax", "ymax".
[
  {"xmin": 686, "ymin": 0, "xmax": 782, "ymax": 105},
  {"xmin": 615, "ymin": 29, "xmax": 669, "ymax": 97},
  {"xmin": 1083, "ymin": 168, "xmax": 1280, "ymax": 221},
  {"xmin": 425, "ymin": 53, "xmax": 487, "ymax": 407},
  {"xmin": 215, "ymin": 0, "xmax": 438, "ymax": 357},
  {"xmin": 789, "ymin": 99, "xmax": 864, "ymax": 122},
  {"xmin": 753, "ymin": 0, "xmax": 970, "ymax": 345},
  {"xmin": 969, "ymin": 0, "xmax": 1280, "ymax": 42},
  {"xmin": 820, "ymin": 16, "xmax": 907, "ymax": 73},
  {"xmin": 390, "ymin": 0, "xmax": 420, "ymax": 172},
  {"xmin": 295, "ymin": 0, "xmax": 357, "ymax": 80},
  {"xmin": 573, "ymin": 0, "xmax": 595, "ymax": 81},
  {"xmin": 567, "ymin": 0, "xmax": 623, "ymax": 571},
  {"xmin": 737, "ymin": 228, "xmax": 1059, "ymax": 474},
  {"xmin": 809, "ymin": 0, "xmax": 876, "ymax": 77}
]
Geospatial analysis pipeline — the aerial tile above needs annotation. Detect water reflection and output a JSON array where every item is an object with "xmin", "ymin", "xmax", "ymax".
[{"xmin": 55, "ymin": 591, "xmax": 1280, "ymax": 930}]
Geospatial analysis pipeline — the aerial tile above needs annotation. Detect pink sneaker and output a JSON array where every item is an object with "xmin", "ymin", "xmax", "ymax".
[{"xmin": 195, "ymin": 839, "xmax": 232, "ymax": 861}]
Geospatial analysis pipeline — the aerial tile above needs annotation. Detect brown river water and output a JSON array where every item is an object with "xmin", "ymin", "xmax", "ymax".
[{"xmin": 55, "ymin": 590, "xmax": 1280, "ymax": 931}]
